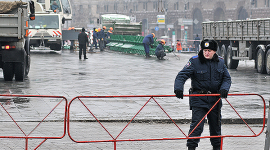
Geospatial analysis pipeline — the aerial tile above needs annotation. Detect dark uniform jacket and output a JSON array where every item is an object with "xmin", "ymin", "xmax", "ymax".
[
  {"xmin": 93, "ymin": 31, "xmax": 97, "ymax": 40},
  {"xmin": 98, "ymin": 30, "xmax": 106, "ymax": 40},
  {"xmin": 78, "ymin": 32, "xmax": 88, "ymax": 45},
  {"xmin": 174, "ymin": 52, "xmax": 231, "ymax": 109},
  {"xmin": 142, "ymin": 34, "xmax": 154, "ymax": 45},
  {"xmin": 155, "ymin": 43, "xmax": 164, "ymax": 55}
]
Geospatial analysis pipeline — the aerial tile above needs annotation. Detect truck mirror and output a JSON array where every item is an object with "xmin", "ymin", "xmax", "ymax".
[
  {"xmin": 29, "ymin": 1, "xmax": 35, "ymax": 14},
  {"xmin": 62, "ymin": 17, "xmax": 65, "ymax": 24},
  {"xmin": 29, "ymin": 1, "xmax": 35, "ymax": 20}
]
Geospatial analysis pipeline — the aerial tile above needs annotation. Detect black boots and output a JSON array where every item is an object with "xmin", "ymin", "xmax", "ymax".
[
  {"xmin": 146, "ymin": 53, "xmax": 151, "ymax": 58},
  {"xmin": 213, "ymin": 146, "xmax": 220, "ymax": 150}
]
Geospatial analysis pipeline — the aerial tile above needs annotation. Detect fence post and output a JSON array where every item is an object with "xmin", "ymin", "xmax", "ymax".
[{"xmin": 264, "ymin": 100, "xmax": 270, "ymax": 150}]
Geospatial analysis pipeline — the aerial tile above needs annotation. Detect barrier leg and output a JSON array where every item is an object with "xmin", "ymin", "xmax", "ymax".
[
  {"xmin": 221, "ymin": 137, "xmax": 223, "ymax": 150},
  {"xmin": 264, "ymin": 101, "xmax": 270, "ymax": 150},
  {"xmin": 114, "ymin": 141, "xmax": 116, "ymax": 150}
]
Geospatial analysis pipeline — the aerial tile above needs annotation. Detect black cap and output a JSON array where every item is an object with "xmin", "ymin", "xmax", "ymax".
[
  {"xmin": 82, "ymin": 28, "xmax": 85, "ymax": 32},
  {"xmin": 200, "ymin": 39, "xmax": 218, "ymax": 51}
]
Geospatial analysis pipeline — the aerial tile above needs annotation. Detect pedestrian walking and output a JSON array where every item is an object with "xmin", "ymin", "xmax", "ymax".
[
  {"xmin": 176, "ymin": 40, "xmax": 182, "ymax": 53},
  {"xmin": 174, "ymin": 39, "xmax": 231, "ymax": 150},
  {"xmin": 194, "ymin": 34, "xmax": 200, "ymax": 54},
  {"xmin": 142, "ymin": 33, "xmax": 155, "ymax": 58},
  {"xmin": 78, "ymin": 27, "xmax": 88, "ymax": 59},
  {"xmin": 155, "ymin": 39, "xmax": 166, "ymax": 60}
]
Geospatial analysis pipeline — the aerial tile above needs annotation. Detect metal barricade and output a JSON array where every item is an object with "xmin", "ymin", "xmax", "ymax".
[
  {"xmin": 67, "ymin": 94, "xmax": 266, "ymax": 150},
  {"xmin": 0, "ymin": 94, "xmax": 67, "ymax": 150}
]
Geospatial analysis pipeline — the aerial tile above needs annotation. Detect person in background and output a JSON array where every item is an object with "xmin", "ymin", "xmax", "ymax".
[
  {"xmin": 176, "ymin": 40, "xmax": 182, "ymax": 53},
  {"xmin": 90, "ymin": 28, "xmax": 98, "ymax": 50},
  {"xmin": 174, "ymin": 39, "xmax": 231, "ymax": 150},
  {"xmin": 51, "ymin": 1, "xmax": 59, "ymax": 12},
  {"xmin": 98, "ymin": 26, "xmax": 106, "ymax": 51},
  {"xmin": 142, "ymin": 33, "xmax": 155, "ymax": 58},
  {"xmin": 105, "ymin": 27, "xmax": 113, "ymax": 48},
  {"xmin": 155, "ymin": 39, "xmax": 166, "ymax": 60},
  {"xmin": 78, "ymin": 28, "xmax": 88, "ymax": 60},
  {"xmin": 194, "ymin": 34, "xmax": 200, "ymax": 54}
]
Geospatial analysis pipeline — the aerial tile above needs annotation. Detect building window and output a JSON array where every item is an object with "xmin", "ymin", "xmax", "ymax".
[
  {"xmin": 88, "ymin": 5, "xmax": 91, "ymax": 15},
  {"xmin": 153, "ymin": 2, "xmax": 157, "ymax": 10},
  {"xmin": 104, "ymin": 5, "xmax": 108, "ymax": 12},
  {"xmin": 185, "ymin": 2, "xmax": 189, "ymax": 10},
  {"xmin": 143, "ymin": 2, "xmax": 148, "ymax": 11},
  {"xmin": 251, "ymin": 0, "xmax": 257, "ymax": 7},
  {"xmin": 79, "ymin": 5, "xmax": 83, "ymax": 13},
  {"xmin": 174, "ymin": 2, "xmax": 178, "ymax": 10},
  {"xmin": 133, "ymin": 3, "xmax": 138, "ymax": 11},
  {"xmin": 114, "ymin": 3, "xmax": 118, "ymax": 10},
  {"xmin": 124, "ymin": 3, "xmax": 128, "ymax": 11},
  {"xmin": 97, "ymin": 5, "xmax": 100, "ymax": 13}
]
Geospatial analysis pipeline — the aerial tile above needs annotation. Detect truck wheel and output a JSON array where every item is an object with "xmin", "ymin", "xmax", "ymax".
[
  {"xmin": 14, "ymin": 62, "xmax": 25, "ymax": 81},
  {"xmin": 3, "ymin": 62, "xmax": 14, "ymax": 81},
  {"xmin": 220, "ymin": 45, "xmax": 228, "ymax": 67},
  {"xmin": 226, "ymin": 46, "xmax": 239, "ymax": 69},
  {"xmin": 266, "ymin": 50, "xmax": 270, "ymax": 75},
  {"xmin": 256, "ymin": 49, "xmax": 267, "ymax": 74}
]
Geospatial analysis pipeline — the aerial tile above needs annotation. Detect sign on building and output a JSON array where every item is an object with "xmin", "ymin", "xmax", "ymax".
[{"xmin": 157, "ymin": 15, "xmax": 165, "ymax": 24}]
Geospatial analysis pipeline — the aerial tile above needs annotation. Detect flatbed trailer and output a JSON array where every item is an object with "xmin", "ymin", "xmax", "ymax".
[{"xmin": 202, "ymin": 18, "xmax": 270, "ymax": 74}]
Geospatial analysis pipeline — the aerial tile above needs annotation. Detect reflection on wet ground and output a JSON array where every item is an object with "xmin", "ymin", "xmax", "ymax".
[{"xmin": 0, "ymin": 50, "xmax": 268, "ymax": 121}]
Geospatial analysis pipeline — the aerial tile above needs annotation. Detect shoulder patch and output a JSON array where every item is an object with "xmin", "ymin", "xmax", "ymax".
[
  {"xmin": 184, "ymin": 61, "xmax": 192, "ymax": 68},
  {"xmin": 192, "ymin": 55, "xmax": 198, "ymax": 59},
  {"xmin": 218, "ymin": 56, "xmax": 224, "ymax": 59}
]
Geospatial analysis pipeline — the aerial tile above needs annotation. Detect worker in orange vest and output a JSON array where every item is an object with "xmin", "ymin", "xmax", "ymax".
[{"xmin": 176, "ymin": 40, "xmax": 182, "ymax": 53}]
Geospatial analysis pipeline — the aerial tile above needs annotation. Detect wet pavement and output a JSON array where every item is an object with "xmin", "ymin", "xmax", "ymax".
[{"xmin": 0, "ymin": 48, "xmax": 269, "ymax": 149}]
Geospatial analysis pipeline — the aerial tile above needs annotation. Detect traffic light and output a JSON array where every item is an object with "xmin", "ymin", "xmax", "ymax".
[{"xmin": 97, "ymin": 18, "xmax": 100, "ymax": 24}]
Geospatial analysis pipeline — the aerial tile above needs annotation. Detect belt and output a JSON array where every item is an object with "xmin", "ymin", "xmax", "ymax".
[{"xmin": 189, "ymin": 88, "xmax": 212, "ymax": 94}]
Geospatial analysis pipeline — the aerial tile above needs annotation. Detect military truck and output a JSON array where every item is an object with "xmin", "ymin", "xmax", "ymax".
[
  {"xmin": 202, "ymin": 19, "xmax": 270, "ymax": 75},
  {"xmin": 0, "ymin": 1, "xmax": 35, "ymax": 81}
]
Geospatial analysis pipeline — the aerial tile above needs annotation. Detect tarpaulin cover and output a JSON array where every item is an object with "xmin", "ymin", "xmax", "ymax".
[{"xmin": 0, "ymin": 1, "xmax": 27, "ymax": 14}]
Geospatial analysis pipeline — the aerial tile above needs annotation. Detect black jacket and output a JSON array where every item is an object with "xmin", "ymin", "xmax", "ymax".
[
  {"xmin": 174, "ymin": 50, "xmax": 231, "ymax": 109},
  {"xmin": 78, "ymin": 32, "xmax": 88, "ymax": 45}
]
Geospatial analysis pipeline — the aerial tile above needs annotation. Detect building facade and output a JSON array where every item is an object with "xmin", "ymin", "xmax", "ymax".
[{"xmin": 69, "ymin": 0, "xmax": 270, "ymax": 42}]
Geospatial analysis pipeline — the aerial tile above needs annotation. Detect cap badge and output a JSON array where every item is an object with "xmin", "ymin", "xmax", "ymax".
[{"xmin": 205, "ymin": 42, "xmax": 209, "ymax": 47}]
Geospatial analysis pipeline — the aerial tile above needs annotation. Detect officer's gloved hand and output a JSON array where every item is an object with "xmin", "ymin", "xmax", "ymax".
[
  {"xmin": 174, "ymin": 90, "xmax": 183, "ymax": 99},
  {"xmin": 219, "ymin": 89, "xmax": 228, "ymax": 98}
]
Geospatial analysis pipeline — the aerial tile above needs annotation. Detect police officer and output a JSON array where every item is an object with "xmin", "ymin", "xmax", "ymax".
[
  {"xmin": 174, "ymin": 39, "xmax": 231, "ymax": 150},
  {"xmin": 142, "ymin": 33, "xmax": 155, "ymax": 58},
  {"xmin": 155, "ymin": 39, "xmax": 166, "ymax": 60},
  {"xmin": 78, "ymin": 27, "xmax": 88, "ymax": 59}
]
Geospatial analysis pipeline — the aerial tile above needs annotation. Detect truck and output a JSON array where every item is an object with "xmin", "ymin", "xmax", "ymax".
[
  {"xmin": 28, "ymin": 13, "xmax": 63, "ymax": 50},
  {"xmin": 0, "ymin": 1, "xmax": 35, "ymax": 81},
  {"xmin": 28, "ymin": 0, "xmax": 72, "ymax": 51},
  {"xmin": 202, "ymin": 18, "xmax": 270, "ymax": 75}
]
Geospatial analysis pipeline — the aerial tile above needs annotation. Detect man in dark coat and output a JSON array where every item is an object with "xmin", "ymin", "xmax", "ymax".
[
  {"xmin": 78, "ymin": 28, "xmax": 88, "ymax": 59},
  {"xmin": 174, "ymin": 39, "xmax": 231, "ymax": 150},
  {"xmin": 142, "ymin": 33, "xmax": 155, "ymax": 58}
]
